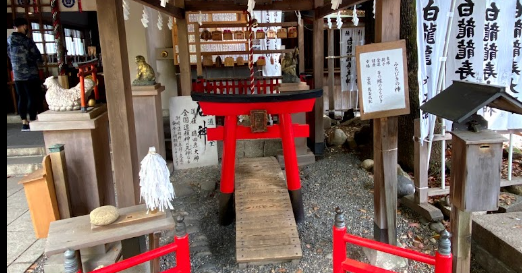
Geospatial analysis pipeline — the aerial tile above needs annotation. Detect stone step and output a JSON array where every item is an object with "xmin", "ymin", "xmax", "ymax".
[
  {"xmin": 7, "ymin": 155, "xmax": 44, "ymax": 177},
  {"xmin": 7, "ymin": 145, "xmax": 46, "ymax": 157},
  {"xmin": 7, "ymin": 114, "xmax": 21, "ymax": 124},
  {"xmin": 471, "ymin": 212, "xmax": 522, "ymax": 273}
]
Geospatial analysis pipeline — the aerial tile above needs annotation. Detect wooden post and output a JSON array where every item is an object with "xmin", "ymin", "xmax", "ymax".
[
  {"xmin": 414, "ymin": 119, "xmax": 428, "ymax": 204},
  {"xmin": 298, "ymin": 22, "xmax": 305, "ymax": 74},
  {"xmin": 96, "ymin": 0, "xmax": 139, "ymax": 206},
  {"xmin": 311, "ymin": 0, "xmax": 325, "ymax": 156},
  {"xmin": 450, "ymin": 206, "xmax": 471, "ymax": 273},
  {"xmin": 194, "ymin": 23, "xmax": 203, "ymax": 77},
  {"xmin": 57, "ymin": 75, "xmax": 69, "ymax": 89},
  {"xmin": 149, "ymin": 232, "xmax": 161, "ymax": 273},
  {"xmin": 48, "ymin": 144, "xmax": 72, "ymax": 219},
  {"xmin": 176, "ymin": 0, "xmax": 192, "ymax": 96},
  {"xmin": 373, "ymin": 0, "xmax": 400, "ymax": 245},
  {"xmin": 328, "ymin": 29, "xmax": 335, "ymax": 112}
]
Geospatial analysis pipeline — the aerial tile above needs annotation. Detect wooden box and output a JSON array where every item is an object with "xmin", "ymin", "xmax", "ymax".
[
  {"xmin": 450, "ymin": 130, "xmax": 506, "ymax": 212},
  {"xmin": 212, "ymin": 30, "xmax": 223, "ymax": 41},
  {"xmin": 234, "ymin": 30, "xmax": 245, "ymax": 40},
  {"xmin": 223, "ymin": 30, "xmax": 233, "ymax": 40},
  {"xmin": 19, "ymin": 155, "xmax": 60, "ymax": 238}
]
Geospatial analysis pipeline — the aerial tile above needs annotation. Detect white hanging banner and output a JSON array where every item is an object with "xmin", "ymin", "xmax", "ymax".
[
  {"xmin": 340, "ymin": 27, "xmax": 365, "ymax": 93},
  {"xmin": 478, "ymin": 0, "xmax": 519, "ymax": 130},
  {"xmin": 509, "ymin": 1, "xmax": 522, "ymax": 128},
  {"xmin": 418, "ymin": 0, "xmax": 521, "ymax": 140},
  {"xmin": 416, "ymin": 0, "xmax": 452, "ymax": 142}
]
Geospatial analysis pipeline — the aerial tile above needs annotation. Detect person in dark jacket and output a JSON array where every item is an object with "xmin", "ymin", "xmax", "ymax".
[{"xmin": 7, "ymin": 18, "xmax": 43, "ymax": 131}]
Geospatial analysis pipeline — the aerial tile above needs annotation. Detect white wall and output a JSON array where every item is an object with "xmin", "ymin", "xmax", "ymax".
[{"xmin": 124, "ymin": 2, "xmax": 178, "ymax": 112}]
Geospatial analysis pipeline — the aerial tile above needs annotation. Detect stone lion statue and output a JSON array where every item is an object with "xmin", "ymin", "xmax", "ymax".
[
  {"xmin": 44, "ymin": 76, "xmax": 94, "ymax": 111},
  {"xmin": 132, "ymin": 55, "xmax": 156, "ymax": 86}
]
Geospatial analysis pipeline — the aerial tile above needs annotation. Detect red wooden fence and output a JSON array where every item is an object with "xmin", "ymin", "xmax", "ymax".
[
  {"xmin": 333, "ymin": 208, "xmax": 452, "ymax": 273},
  {"xmin": 192, "ymin": 76, "xmax": 282, "ymax": 95}
]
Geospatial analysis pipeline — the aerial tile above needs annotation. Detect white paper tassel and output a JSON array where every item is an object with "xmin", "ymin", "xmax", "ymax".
[
  {"xmin": 139, "ymin": 147, "xmax": 175, "ymax": 212},
  {"xmin": 331, "ymin": 0, "xmax": 341, "ymax": 10},
  {"xmin": 373, "ymin": 0, "xmax": 376, "ymax": 19},
  {"xmin": 168, "ymin": 16, "xmax": 174, "ymax": 30},
  {"xmin": 336, "ymin": 11, "xmax": 343, "ymax": 29},
  {"xmin": 198, "ymin": 11, "xmax": 203, "ymax": 26},
  {"xmin": 123, "ymin": 0, "xmax": 130, "ymax": 21},
  {"xmin": 296, "ymin": 11, "xmax": 302, "ymax": 27},
  {"xmin": 141, "ymin": 8, "xmax": 149, "ymax": 28},
  {"xmin": 327, "ymin": 16, "xmax": 332, "ymax": 29},
  {"xmin": 160, "ymin": 0, "xmax": 168, "ymax": 7},
  {"xmin": 352, "ymin": 6, "xmax": 359, "ymax": 26},
  {"xmin": 157, "ymin": 11, "xmax": 163, "ymax": 30},
  {"xmin": 247, "ymin": 0, "xmax": 255, "ymax": 15}
]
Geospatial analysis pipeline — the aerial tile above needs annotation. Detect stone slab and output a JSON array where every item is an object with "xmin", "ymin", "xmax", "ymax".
[
  {"xmin": 7, "ymin": 176, "xmax": 24, "ymax": 198},
  {"xmin": 7, "ymin": 190, "xmax": 29, "ymax": 225},
  {"xmin": 472, "ymin": 212, "xmax": 522, "ymax": 273},
  {"xmin": 362, "ymin": 244, "xmax": 408, "ymax": 271}
]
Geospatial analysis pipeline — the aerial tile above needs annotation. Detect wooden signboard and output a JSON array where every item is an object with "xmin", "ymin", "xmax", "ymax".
[{"xmin": 356, "ymin": 40, "xmax": 410, "ymax": 120}]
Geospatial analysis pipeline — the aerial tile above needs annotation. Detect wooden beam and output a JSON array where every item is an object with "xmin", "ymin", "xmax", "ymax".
[
  {"xmin": 194, "ymin": 24, "xmax": 203, "ymax": 76},
  {"xmin": 132, "ymin": 0, "xmax": 185, "ymax": 19},
  {"xmin": 96, "ymin": 0, "xmax": 139, "ymax": 207},
  {"xmin": 373, "ymin": 0, "xmax": 401, "ymax": 246},
  {"xmin": 327, "ymin": 29, "xmax": 335, "ymax": 112},
  {"xmin": 298, "ymin": 22, "xmax": 305, "ymax": 74},
  {"xmin": 185, "ymin": 0, "xmax": 313, "ymax": 11},
  {"xmin": 175, "ymin": 0, "xmax": 192, "ymax": 96},
  {"xmin": 310, "ymin": 0, "xmax": 325, "ymax": 155},
  {"xmin": 315, "ymin": 0, "xmax": 367, "ymax": 19}
]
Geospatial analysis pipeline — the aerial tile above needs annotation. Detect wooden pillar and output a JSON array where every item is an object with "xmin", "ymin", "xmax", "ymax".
[
  {"xmin": 373, "ymin": 0, "xmax": 400, "ymax": 245},
  {"xmin": 450, "ymin": 206, "xmax": 472, "ymax": 273},
  {"xmin": 310, "ymin": 0, "xmax": 325, "ymax": 156},
  {"xmin": 327, "ymin": 29, "xmax": 335, "ymax": 112},
  {"xmin": 298, "ymin": 22, "xmax": 305, "ymax": 74},
  {"xmin": 194, "ymin": 23, "xmax": 203, "ymax": 77},
  {"xmin": 96, "ymin": 0, "xmax": 139, "ymax": 207},
  {"xmin": 175, "ymin": 0, "xmax": 191, "ymax": 96}
]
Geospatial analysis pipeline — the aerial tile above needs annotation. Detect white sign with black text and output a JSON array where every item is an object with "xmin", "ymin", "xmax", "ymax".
[
  {"xmin": 356, "ymin": 40, "xmax": 409, "ymax": 120},
  {"xmin": 169, "ymin": 96, "xmax": 218, "ymax": 170}
]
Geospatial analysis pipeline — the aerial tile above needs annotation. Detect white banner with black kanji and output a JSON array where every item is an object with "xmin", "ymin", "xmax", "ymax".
[
  {"xmin": 340, "ymin": 27, "xmax": 365, "ymax": 93},
  {"xmin": 418, "ymin": 0, "xmax": 521, "ymax": 141}
]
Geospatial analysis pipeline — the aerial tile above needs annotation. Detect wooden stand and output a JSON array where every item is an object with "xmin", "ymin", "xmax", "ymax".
[
  {"xmin": 30, "ymin": 105, "xmax": 115, "ymax": 216},
  {"xmin": 132, "ymin": 84, "xmax": 166, "ymax": 161},
  {"xmin": 19, "ymin": 155, "xmax": 60, "ymax": 239}
]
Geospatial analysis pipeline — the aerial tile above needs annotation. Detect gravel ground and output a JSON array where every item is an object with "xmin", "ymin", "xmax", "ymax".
[{"xmin": 28, "ymin": 147, "xmax": 487, "ymax": 273}]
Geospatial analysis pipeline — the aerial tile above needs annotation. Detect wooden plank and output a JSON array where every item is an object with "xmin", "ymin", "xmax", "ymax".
[
  {"xmin": 45, "ymin": 204, "xmax": 175, "ymax": 257},
  {"xmin": 91, "ymin": 209, "xmax": 166, "ymax": 231},
  {"xmin": 311, "ymin": 0, "xmax": 325, "ymax": 155},
  {"xmin": 399, "ymin": 195, "xmax": 444, "ymax": 222},
  {"xmin": 315, "ymin": 0, "xmax": 367, "ymax": 19},
  {"xmin": 49, "ymin": 145, "xmax": 72, "ymax": 219},
  {"xmin": 185, "ymin": 0, "xmax": 313, "ymax": 12},
  {"xmin": 96, "ymin": 0, "xmax": 139, "ymax": 206},
  {"xmin": 175, "ymin": 0, "xmax": 191, "ymax": 96},
  {"xmin": 328, "ymin": 29, "xmax": 335, "ymax": 111},
  {"xmin": 451, "ymin": 130, "xmax": 508, "ymax": 145},
  {"xmin": 149, "ymin": 232, "xmax": 161, "ymax": 273},
  {"xmin": 132, "ymin": 0, "xmax": 185, "ymax": 19},
  {"xmin": 382, "ymin": 117, "xmax": 398, "ymax": 246},
  {"xmin": 235, "ymin": 157, "xmax": 302, "ymax": 265},
  {"xmin": 414, "ymin": 119, "xmax": 428, "ymax": 203}
]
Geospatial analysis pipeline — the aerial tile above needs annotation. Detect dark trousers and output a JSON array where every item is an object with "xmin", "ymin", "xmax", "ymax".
[{"xmin": 14, "ymin": 79, "xmax": 42, "ymax": 121}]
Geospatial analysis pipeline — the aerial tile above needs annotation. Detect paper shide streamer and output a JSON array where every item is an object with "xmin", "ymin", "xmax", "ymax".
[{"xmin": 139, "ymin": 147, "xmax": 175, "ymax": 213}]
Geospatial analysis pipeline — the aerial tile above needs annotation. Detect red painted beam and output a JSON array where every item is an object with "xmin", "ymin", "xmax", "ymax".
[
  {"xmin": 198, "ymin": 98, "xmax": 316, "ymax": 116},
  {"xmin": 207, "ymin": 124, "xmax": 309, "ymax": 141}
]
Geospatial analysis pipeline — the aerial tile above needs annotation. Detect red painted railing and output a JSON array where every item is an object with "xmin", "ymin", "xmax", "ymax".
[
  {"xmin": 332, "ymin": 209, "xmax": 452, "ymax": 273},
  {"xmin": 192, "ymin": 76, "xmax": 282, "ymax": 95},
  {"xmin": 67, "ymin": 216, "xmax": 191, "ymax": 273}
]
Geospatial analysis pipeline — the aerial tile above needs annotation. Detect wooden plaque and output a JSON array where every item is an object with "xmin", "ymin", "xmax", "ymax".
[
  {"xmin": 250, "ymin": 110, "xmax": 268, "ymax": 133},
  {"xmin": 355, "ymin": 40, "xmax": 410, "ymax": 120}
]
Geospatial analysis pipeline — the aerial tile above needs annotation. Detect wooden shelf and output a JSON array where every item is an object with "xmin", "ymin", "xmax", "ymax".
[
  {"xmin": 200, "ymin": 49, "xmax": 294, "ymax": 56},
  {"xmin": 199, "ymin": 22, "xmax": 298, "ymax": 28}
]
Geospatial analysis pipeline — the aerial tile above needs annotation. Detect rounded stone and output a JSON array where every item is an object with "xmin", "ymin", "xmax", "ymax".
[{"xmin": 90, "ymin": 205, "xmax": 119, "ymax": 226}]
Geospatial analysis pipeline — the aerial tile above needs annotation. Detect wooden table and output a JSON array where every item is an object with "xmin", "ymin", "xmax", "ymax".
[{"xmin": 45, "ymin": 204, "xmax": 175, "ymax": 272}]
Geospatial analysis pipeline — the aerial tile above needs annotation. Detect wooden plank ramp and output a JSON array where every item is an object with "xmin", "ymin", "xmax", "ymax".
[{"xmin": 235, "ymin": 157, "xmax": 302, "ymax": 266}]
